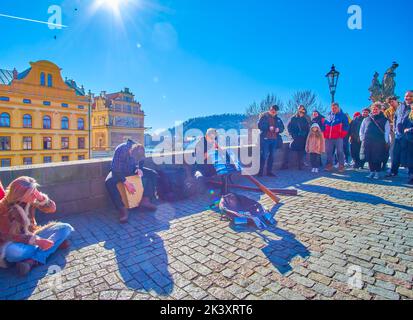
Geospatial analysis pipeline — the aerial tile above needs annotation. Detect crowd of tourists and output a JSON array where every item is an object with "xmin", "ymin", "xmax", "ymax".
[
  {"xmin": 258, "ymin": 90, "xmax": 413, "ymax": 184},
  {"xmin": 0, "ymin": 90, "xmax": 412, "ymax": 278}
]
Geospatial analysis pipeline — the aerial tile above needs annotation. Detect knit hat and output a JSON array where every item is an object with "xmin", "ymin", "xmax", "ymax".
[{"xmin": 311, "ymin": 123, "xmax": 321, "ymax": 130}]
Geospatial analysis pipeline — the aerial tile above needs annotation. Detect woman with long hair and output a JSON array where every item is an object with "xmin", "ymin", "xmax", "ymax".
[
  {"xmin": 0, "ymin": 176, "xmax": 74, "ymax": 276},
  {"xmin": 360, "ymin": 103, "xmax": 391, "ymax": 180}
]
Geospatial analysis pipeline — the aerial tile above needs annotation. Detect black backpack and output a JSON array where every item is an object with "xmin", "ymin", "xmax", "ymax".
[{"xmin": 157, "ymin": 167, "xmax": 202, "ymax": 202}]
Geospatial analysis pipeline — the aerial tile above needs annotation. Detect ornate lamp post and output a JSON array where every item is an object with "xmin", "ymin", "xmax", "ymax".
[{"xmin": 326, "ymin": 65, "xmax": 340, "ymax": 103}]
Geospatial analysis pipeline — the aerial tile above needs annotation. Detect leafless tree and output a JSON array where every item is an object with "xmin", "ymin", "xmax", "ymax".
[
  {"xmin": 245, "ymin": 94, "xmax": 284, "ymax": 128},
  {"xmin": 284, "ymin": 90, "xmax": 327, "ymax": 117}
]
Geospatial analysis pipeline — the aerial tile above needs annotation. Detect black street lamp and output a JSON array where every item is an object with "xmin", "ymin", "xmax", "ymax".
[{"xmin": 326, "ymin": 64, "xmax": 340, "ymax": 103}]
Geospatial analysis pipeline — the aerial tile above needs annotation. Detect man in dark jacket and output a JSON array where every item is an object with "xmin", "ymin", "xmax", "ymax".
[
  {"xmin": 349, "ymin": 109, "xmax": 369, "ymax": 169},
  {"xmin": 257, "ymin": 105, "xmax": 285, "ymax": 176},
  {"xmin": 387, "ymin": 90, "xmax": 413, "ymax": 183},
  {"xmin": 281, "ymin": 105, "xmax": 310, "ymax": 170},
  {"xmin": 105, "ymin": 139, "xmax": 158, "ymax": 223},
  {"xmin": 323, "ymin": 103, "xmax": 350, "ymax": 172}
]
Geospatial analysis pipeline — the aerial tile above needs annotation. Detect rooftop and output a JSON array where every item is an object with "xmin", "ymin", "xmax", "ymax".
[{"xmin": 0, "ymin": 168, "xmax": 412, "ymax": 300}]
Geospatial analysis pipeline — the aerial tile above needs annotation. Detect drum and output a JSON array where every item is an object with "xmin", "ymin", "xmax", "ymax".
[{"xmin": 116, "ymin": 175, "xmax": 144, "ymax": 209}]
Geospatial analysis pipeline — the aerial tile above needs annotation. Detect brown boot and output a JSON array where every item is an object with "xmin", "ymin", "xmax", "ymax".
[
  {"xmin": 16, "ymin": 259, "xmax": 38, "ymax": 277},
  {"xmin": 325, "ymin": 164, "xmax": 333, "ymax": 172},
  {"xmin": 338, "ymin": 165, "xmax": 345, "ymax": 173},
  {"xmin": 140, "ymin": 197, "xmax": 157, "ymax": 212},
  {"xmin": 119, "ymin": 207, "xmax": 129, "ymax": 224}
]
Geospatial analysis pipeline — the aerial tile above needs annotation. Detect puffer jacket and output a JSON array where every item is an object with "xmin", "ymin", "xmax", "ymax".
[{"xmin": 323, "ymin": 111, "xmax": 349, "ymax": 140}]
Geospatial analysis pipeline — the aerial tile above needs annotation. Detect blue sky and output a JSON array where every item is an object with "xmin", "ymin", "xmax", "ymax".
[{"xmin": 0, "ymin": 0, "xmax": 412, "ymax": 131}]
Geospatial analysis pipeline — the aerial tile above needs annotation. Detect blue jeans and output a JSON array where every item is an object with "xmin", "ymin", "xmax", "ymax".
[
  {"xmin": 5, "ymin": 222, "xmax": 74, "ymax": 265},
  {"xmin": 259, "ymin": 139, "xmax": 278, "ymax": 174},
  {"xmin": 326, "ymin": 138, "xmax": 345, "ymax": 167}
]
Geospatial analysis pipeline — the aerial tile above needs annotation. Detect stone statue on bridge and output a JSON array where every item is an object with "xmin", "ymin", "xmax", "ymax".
[
  {"xmin": 369, "ymin": 72, "xmax": 382, "ymax": 102},
  {"xmin": 382, "ymin": 61, "xmax": 399, "ymax": 100}
]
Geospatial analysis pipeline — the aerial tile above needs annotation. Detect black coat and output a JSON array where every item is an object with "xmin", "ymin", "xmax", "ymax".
[
  {"xmin": 401, "ymin": 116, "xmax": 413, "ymax": 168},
  {"xmin": 349, "ymin": 116, "xmax": 364, "ymax": 143},
  {"xmin": 287, "ymin": 115, "xmax": 310, "ymax": 151},
  {"xmin": 360, "ymin": 113, "xmax": 389, "ymax": 163},
  {"xmin": 258, "ymin": 113, "xmax": 285, "ymax": 140},
  {"xmin": 311, "ymin": 114, "xmax": 325, "ymax": 132}
]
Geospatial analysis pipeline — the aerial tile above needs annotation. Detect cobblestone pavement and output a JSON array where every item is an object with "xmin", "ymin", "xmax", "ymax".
[{"xmin": 1, "ymin": 168, "xmax": 412, "ymax": 300}]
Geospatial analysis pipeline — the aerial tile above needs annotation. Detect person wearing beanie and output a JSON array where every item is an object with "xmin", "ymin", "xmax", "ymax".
[{"xmin": 349, "ymin": 110, "xmax": 369, "ymax": 169}]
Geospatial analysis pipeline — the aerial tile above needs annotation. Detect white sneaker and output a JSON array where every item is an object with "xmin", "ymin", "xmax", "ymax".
[
  {"xmin": 367, "ymin": 172, "xmax": 375, "ymax": 179},
  {"xmin": 315, "ymin": 168, "xmax": 319, "ymax": 173},
  {"xmin": 374, "ymin": 172, "xmax": 380, "ymax": 180},
  {"xmin": 311, "ymin": 168, "xmax": 316, "ymax": 173}
]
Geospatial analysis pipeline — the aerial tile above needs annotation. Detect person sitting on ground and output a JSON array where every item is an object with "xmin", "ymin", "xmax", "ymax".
[
  {"xmin": 360, "ymin": 103, "xmax": 390, "ymax": 180},
  {"xmin": 105, "ymin": 140, "xmax": 158, "ymax": 224},
  {"xmin": 257, "ymin": 105, "xmax": 285, "ymax": 177},
  {"xmin": 193, "ymin": 128, "xmax": 220, "ymax": 180},
  {"xmin": 0, "ymin": 176, "xmax": 73, "ymax": 276},
  {"xmin": 0, "ymin": 181, "xmax": 4, "ymax": 201},
  {"xmin": 305, "ymin": 123, "xmax": 325, "ymax": 173}
]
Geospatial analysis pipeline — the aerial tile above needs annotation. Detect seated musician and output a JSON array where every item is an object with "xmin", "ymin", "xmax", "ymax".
[
  {"xmin": 193, "ymin": 128, "xmax": 219, "ymax": 179},
  {"xmin": 193, "ymin": 128, "xmax": 238, "ymax": 194},
  {"xmin": 105, "ymin": 139, "xmax": 158, "ymax": 224}
]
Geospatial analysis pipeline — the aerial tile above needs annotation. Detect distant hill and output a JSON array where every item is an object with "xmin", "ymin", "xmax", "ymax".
[{"xmin": 167, "ymin": 113, "xmax": 248, "ymax": 135}]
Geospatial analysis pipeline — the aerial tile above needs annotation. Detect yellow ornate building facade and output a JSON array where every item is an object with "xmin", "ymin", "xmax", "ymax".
[
  {"xmin": 0, "ymin": 60, "xmax": 90, "ymax": 167},
  {"xmin": 92, "ymin": 88, "xmax": 145, "ymax": 157}
]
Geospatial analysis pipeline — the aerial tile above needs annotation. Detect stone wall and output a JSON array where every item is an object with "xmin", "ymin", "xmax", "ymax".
[{"xmin": 0, "ymin": 144, "xmax": 299, "ymax": 216}]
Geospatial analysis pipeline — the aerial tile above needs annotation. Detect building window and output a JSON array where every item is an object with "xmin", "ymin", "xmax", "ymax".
[
  {"xmin": 61, "ymin": 103, "xmax": 69, "ymax": 108},
  {"xmin": 43, "ymin": 116, "xmax": 51, "ymax": 129},
  {"xmin": 40, "ymin": 72, "xmax": 46, "ymax": 86},
  {"xmin": 125, "ymin": 105, "xmax": 132, "ymax": 113},
  {"xmin": 43, "ymin": 101, "xmax": 51, "ymax": 106},
  {"xmin": 23, "ymin": 114, "xmax": 32, "ymax": 128},
  {"xmin": 43, "ymin": 137, "xmax": 52, "ymax": 150},
  {"xmin": 23, "ymin": 136, "xmax": 32, "ymax": 150},
  {"xmin": 23, "ymin": 157, "xmax": 32, "ymax": 165},
  {"xmin": 78, "ymin": 105, "xmax": 84, "ymax": 110},
  {"xmin": 78, "ymin": 137, "xmax": 85, "ymax": 149},
  {"xmin": 43, "ymin": 156, "xmax": 52, "ymax": 164},
  {"xmin": 61, "ymin": 137, "xmax": 69, "ymax": 149},
  {"xmin": 61, "ymin": 116, "xmax": 69, "ymax": 130},
  {"xmin": 78, "ymin": 155, "xmax": 85, "ymax": 160},
  {"xmin": 0, "ymin": 159, "xmax": 11, "ymax": 167},
  {"xmin": 115, "ymin": 105, "xmax": 122, "ymax": 112},
  {"xmin": 23, "ymin": 99, "xmax": 31, "ymax": 104},
  {"xmin": 47, "ymin": 74, "xmax": 53, "ymax": 87},
  {"xmin": 0, "ymin": 96, "xmax": 10, "ymax": 101},
  {"xmin": 0, "ymin": 113, "xmax": 10, "ymax": 127},
  {"xmin": 62, "ymin": 156, "xmax": 69, "ymax": 162},
  {"xmin": 133, "ymin": 107, "xmax": 140, "ymax": 114},
  {"xmin": 78, "ymin": 118, "xmax": 85, "ymax": 130},
  {"xmin": 0, "ymin": 137, "xmax": 11, "ymax": 150}
]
